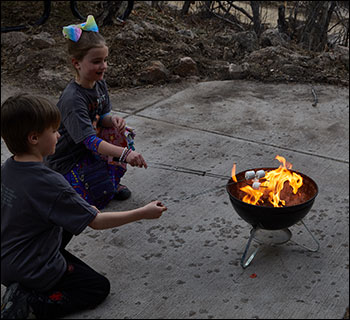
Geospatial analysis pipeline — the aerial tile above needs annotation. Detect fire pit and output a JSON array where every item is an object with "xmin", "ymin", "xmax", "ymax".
[
  {"xmin": 226, "ymin": 167, "xmax": 318, "ymax": 230},
  {"xmin": 226, "ymin": 157, "xmax": 320, "ymax": 268}
]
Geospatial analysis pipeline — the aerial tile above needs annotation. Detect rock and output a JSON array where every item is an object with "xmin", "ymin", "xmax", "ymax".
[
  {"xmin": 169, "ymin": 74, "xmax": 182, "ymax": 83},
  {"xmin": 207, "ymin": 60, "xmax": 230, "ymax": 73},
  {"xmin": 1, "ymin": 32, "xmax": 29, "ymax": 47},
  {"xmin": 16, "ymin": 54, "xmax": 28, "ymax": 65},
  {"xmin": 227, "ymin": 63, "xmax": 249, "ymax": 80},
  {"xmin": 155, "ymin": 49, "xmax": 169, "ymax": 56},
  {"xmin": 31, "ymin": 32, "xmax": 56, "ymax": 49},
  {"xmin": 16, "ymin": 51, "xmax": 37, "ymax": 67},
  {"xmin": 138, "ymin": 61, "xmax": 169, "ymax": 83},
  {"xmin": 141, "ymin": 21, "xmax": 168, "ymax": 34},
  {"xmin": 247, "ymin": 46, "xmax": 293, "ymax": 65},
  {"xmin": 128, "ymin": 20, "xmax": 145, "ymax": 35},
  {"xmin": 214, "ymin": 35, "xmax": 233, "ymax": 46},
  {"xmin": 232, "ymin": 31, "xmax": 259, "ymax": 55},
  {"xmin": 115, "ymin": 30, "xmax": 139, "ymax": 41},
  {"xmin": 38, "ymin": 69, "xmax": 70, "ymax": 91},
  {"xmin": 281, "ymin": 64, "xmax": 305, "ymax": 76},
  {"xmin": 333, "ymin": 44, "xmax": 349, "ymax": 56},
  {"xmin": 223, "ymin": 47, "xmax": 234, "ymax": 61},
  {"xmin": 205, "ymin": 60, "xmax": 247, "ymax": 80},
  {"xmin": 333, "ymin": 45, "xmax": 349, "ymax": 69},
  {"xmin": 147, "ymin": 24, "xmax": 169, "ymax": 42},
  {"xmin": 177, "ymin": 29, "xmax": 196, "ymax": 39},
  {"xmin": 173, "ymin": 57, "xmax": 198, "ymax": 77},
  {"xmin": 260, "ymin": 28, "xmax": 290, "ymax": 47}
]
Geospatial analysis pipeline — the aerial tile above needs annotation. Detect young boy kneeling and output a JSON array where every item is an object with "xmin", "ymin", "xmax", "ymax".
[{"xmin": 1, "ymin": 94, "xmax": 167, "ymax": 319}]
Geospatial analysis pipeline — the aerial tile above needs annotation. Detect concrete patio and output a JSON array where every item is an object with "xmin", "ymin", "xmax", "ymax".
[{"xmin": 1, "ymin": 80, "xmax": 349, "ymax": 319}]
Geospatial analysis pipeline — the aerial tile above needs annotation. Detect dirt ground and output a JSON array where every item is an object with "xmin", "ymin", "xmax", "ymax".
[{"xmin": 1, "ymin": 1, "xmax": 349, "ymax": 96}]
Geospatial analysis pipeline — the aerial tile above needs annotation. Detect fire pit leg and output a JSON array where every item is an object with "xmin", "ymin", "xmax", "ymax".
[
  {"xmin": 240, "ymin": 227, "xmax": 260, "ymax": 269},
  {"xmin": 289, "ymin": 220, "xmax": 320, "ymax": 252}
]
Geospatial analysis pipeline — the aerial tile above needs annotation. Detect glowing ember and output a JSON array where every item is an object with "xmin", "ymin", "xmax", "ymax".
[{"xmin": 231, "ymin": 155, "xmax": 303, "ymax": 207}]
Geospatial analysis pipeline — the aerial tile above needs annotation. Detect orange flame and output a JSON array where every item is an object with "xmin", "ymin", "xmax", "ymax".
[
  {"xmin": 231, "ymin": 163, "xmax": 237, "ymax": 182},
  {"xmin": 237, "ymin": 155, "xmax": 303, "ymax": 207},
  {"xmin": 241, "ymin": 185, "xmax": 264, "ymax": 205}
]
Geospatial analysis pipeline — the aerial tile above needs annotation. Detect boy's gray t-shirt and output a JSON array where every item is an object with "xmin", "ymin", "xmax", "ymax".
[
  {"xmin": 1, "ymin": 157, "xmax": 98, "ymax": 291},
  {"xmin": 45, "ymin": 80, "xmax": 111, "ymax": 174}
]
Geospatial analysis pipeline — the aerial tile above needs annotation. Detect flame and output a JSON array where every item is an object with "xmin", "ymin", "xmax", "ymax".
[
  {"xmin": 240, "ymin": 185, "xmax": 264, "ymax": 205},
  {"xmin": 231, "ymin": 163, "xmax": 237, "ymax": 182},
  {"xmin": 238, "ymin": 155, "xmax": 303, "ymax": 207}
]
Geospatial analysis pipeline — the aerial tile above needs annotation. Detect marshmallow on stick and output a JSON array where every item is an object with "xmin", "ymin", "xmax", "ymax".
[
  {"xmin": 245, "ymin": 169, "xmax": 266, "ymax": 180},
  {"xmin": 255, "ymin": 170, "xmax": 265, "ymax": 179},
  {"xmin": 245, "ymin": 170, "xmax": 256, "ymax": 180},
  {"xmin": 252, "ymin": 181, "xmax": 268, "ymax": 189}
]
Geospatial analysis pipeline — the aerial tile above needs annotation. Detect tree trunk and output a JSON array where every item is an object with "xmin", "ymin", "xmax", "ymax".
[
  {"xmin": 181, "ymin": 1, "xmax": 194, "ymax": 15},
  {"xmin": 97, "ymin": 1, "xmax": 123, "ymax": 26},
  {"xmin": 250, "ymin": 1, "xmax": 261, "ymax": 37},
  {"xmin": 300, "ymin": 1, "xmax": 337, "ymax": 51},
  {"xmin": 278, "ymin": 4, "xmax": 288, "ymax": 34}
]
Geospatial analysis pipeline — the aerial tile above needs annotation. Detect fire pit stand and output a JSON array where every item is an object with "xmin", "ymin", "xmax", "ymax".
[{"xmin": 240, "ymin": 220, "xmax": 320, "ymax": 268}]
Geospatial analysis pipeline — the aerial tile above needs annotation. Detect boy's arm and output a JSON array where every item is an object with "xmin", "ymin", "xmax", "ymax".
[{"xmin": 89, "ymin": 201, "xmax": 167, "ymax": 230}]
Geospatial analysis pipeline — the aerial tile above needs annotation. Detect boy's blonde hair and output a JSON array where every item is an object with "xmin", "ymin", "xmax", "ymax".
[{"xmin": 1, "ymin": 93, "xmax": 61, "ymax": 155}]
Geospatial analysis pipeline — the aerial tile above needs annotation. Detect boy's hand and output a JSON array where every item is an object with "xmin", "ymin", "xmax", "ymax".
[
  {"xmin": 142, "ymin": 201, "xmax": 167, "ymax": 219},
  {"xmin": 125, "ymin": 150, "xmax": 148, "ymax": 168},
  {"xmin": 91, "ymin": 205, "xmax": 101, "ymax": 214},
  {"xmin": 111, "ymin": 115, "xmax": 126, "ymax": 133}
]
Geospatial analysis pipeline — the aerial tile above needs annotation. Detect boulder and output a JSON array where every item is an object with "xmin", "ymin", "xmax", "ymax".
[
  {"xmin": 231, "ymin": 31, "xmax": 259, "ymax": 55},
  {"xmin": 1, "ymin": 31, "xmax": 29, "ymax": 47},
  {"xmin": 31, "ymin": 32, "xmax": 56, "ymax": 49},
  {"xmin": 138, "ymin": 60, "xmax": 169, "ymax": 83},
  {"xmin": 260, "ymin": 28, "xmax": 290, "ymax": 47},
  {"xmin": 173, "ymin": 57, "xmax": 198, "ymax": 77},
  {"xmin": 227, "ymin": 63, "xmax": 249, "ymax": 79}
]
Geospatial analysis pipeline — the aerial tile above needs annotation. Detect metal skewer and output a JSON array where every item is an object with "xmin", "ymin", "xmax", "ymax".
[
  {"xmin": 146, "ymin": 162, "xmax": 269, "ymax": 201},
  {"xmin": 147, "ymin": 161, "xmax": 230, "ymax": 180}
]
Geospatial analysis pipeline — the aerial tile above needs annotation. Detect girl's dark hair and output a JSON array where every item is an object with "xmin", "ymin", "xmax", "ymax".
[
  {"xmin": 67, "ymin": 31, "xmax": 106, "ymax": 61},
  {"xmin": 1, "ymin": 93, "xmax": 61, "ymax": 155}
]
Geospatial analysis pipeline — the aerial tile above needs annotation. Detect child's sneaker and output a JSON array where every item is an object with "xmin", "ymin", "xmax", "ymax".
[
  {"xmin": 1, "ymin": 283, "xmax": 33, "ymax": 319},
  {"xmin": 114, "ymin": 184, "xmax": 131, "ymax": 201}
]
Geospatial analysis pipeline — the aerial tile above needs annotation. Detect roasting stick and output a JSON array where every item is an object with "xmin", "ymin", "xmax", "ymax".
[
  {"xmin": 147, "ymin": 162, "xmax": 268, "ymax": 202},
  {"xmin": 147, "ymin": 161, "xmax": 229, "ymax": 202},
  {"xmin": 148, "ymin": 162, "xmax": 268, "ymax": 187},
  {"xmin": 147, "ymin": 161, "xmax": 229, "ymax": 180}
]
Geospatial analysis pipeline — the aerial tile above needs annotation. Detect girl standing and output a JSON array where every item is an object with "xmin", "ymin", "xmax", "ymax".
[{"xmin": 46, "ymin": 15, "xmax": 146, "ymax": 209}]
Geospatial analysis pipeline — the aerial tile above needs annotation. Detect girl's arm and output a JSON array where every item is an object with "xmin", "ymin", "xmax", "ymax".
[
  {"xmin": 89, "ymin": 201, "xmax": 167, "ymax": 230},
  {"xmin": 83, "ymin": 135, "xmax": 147, "ymax": 168},
  {"xmin": 97, "ymin": 139, "xmax": 124, "ymax": 158},
  {"xmin": 97, "ymin": 140, "xmax": 147, "ymax": 168}
]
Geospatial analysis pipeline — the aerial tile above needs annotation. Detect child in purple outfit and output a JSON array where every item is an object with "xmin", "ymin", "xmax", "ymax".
[{"xmin": 46, "ymin": 15, "xmax": 145, "ymax": 209}]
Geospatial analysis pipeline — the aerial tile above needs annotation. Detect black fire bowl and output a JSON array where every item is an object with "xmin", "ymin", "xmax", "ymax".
[{"xmin": 226, "ymin": 167, "xmax": 318, "ymax": 230}]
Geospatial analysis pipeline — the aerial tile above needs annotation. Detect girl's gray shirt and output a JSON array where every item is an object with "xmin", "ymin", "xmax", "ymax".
[
  {"xmin": 1, "ymin": 157, "xmax": 98, "ymax": 291},
  {"xmin": 45, "ymin": 80, "xmax": 111, "ymax": 174}
]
